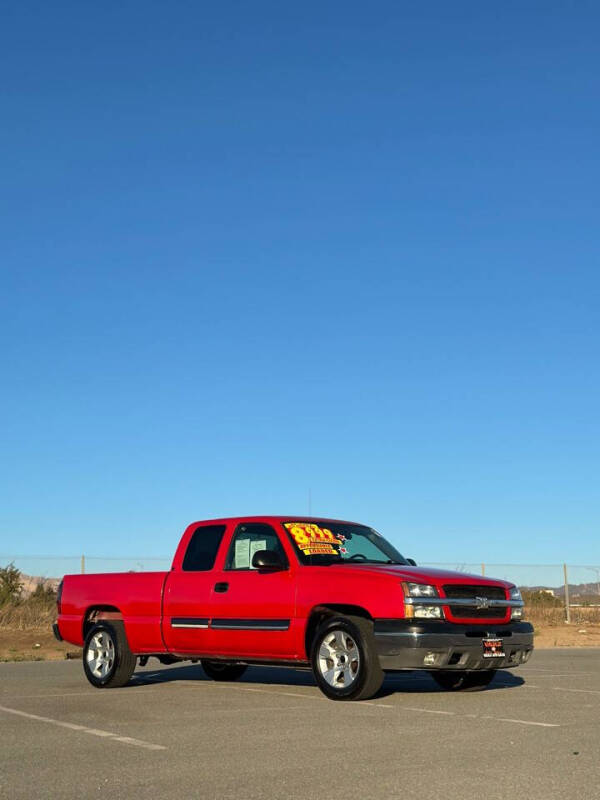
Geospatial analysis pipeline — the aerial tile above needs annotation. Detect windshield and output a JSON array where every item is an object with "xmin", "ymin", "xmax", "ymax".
[{"xmin": 282, "ymin": 520, "xmax": 408, "ymax": 566}]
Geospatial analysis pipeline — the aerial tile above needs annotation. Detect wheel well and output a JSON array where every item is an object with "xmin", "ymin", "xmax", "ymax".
[
  {"xmin": 304, "ymin": 604, "xmax": 373, "ymax": 659},
  {"xmin": 83, "ymin": 606, "xmax": 124, "ymax": 639}
]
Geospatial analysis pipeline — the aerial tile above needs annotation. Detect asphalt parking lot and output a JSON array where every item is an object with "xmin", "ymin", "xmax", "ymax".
[{"xmin": 1, "ymin": 649, "xmax": 599, "ymax": 800}]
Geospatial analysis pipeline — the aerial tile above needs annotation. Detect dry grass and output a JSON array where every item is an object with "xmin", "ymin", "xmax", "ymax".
[
  {"xmin": 0, "ymin": 593, "xmax": 78, "ymax": 661},
  {"xmin": 1, "ymin": 597, "xmax": 599, "ymax": 662},
  {"xmin": 526, "ymin": 604, "xmax": 600, "ymax": 627},
  {"xmin": 3, "ymin": 597, "xmax": 599, "ymax": 632},
  {"xmin": 0, "ymin": 594, "xmax": 57, "ymax": 631},
  {"xmin": 3, "ymin": 597, "xmax": 599, "ymax": 628}
]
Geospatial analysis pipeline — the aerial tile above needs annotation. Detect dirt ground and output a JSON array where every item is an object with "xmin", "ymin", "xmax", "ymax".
[
  {"xmin": 533, "ymin": 623, "xmax": 600, "ymax": 648},
  {"xmin": 0, "ymin": 628, "xmax": 81, "ymax": 662},
  {"xmin": 2, "ymin": 623, "xmax": 600, "ymax": 662}
]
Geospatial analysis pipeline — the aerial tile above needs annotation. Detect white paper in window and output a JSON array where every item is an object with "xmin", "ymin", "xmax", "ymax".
[{"xmin": 234, "ymin": 538, "xmax": 250, "ymax": 569}]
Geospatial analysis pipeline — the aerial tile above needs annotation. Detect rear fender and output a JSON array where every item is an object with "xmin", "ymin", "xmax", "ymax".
[{"xmin": 83, "ymin": 606, "xmax": 125, "ymax": 641}]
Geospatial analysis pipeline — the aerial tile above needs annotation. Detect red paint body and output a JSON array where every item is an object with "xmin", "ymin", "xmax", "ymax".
[{"xmin": 57, "ymin": 516, "xmax": 515, "ymax": 660}]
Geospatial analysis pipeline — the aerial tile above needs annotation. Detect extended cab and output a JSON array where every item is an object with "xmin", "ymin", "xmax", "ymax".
[{"xmin": 54, "ymin": 516, "xmax": 534, "ymax": 700}]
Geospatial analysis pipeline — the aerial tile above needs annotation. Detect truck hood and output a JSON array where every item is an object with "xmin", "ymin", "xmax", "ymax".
[{"xmin": 322, "ymin": 563, "xmax": 512, "ymax": 588}]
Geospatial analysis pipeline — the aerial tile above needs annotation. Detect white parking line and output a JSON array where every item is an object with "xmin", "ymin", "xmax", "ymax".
[
  {"xmin": 0, "ymin": 705, "xmax": 166, "ymax": 751},
  {"xmin": 522, "ymin": 673, "xmax": 591, "ymax": 678},
  {"xmin": 487, "ymin": 717, "xmax": 559, "ymax": 728},
  {"xmin": 507, "ymin": 683, "xmax": 600, "ymax": 696},
  {"xmin": 211, "ymin": 704, "xmax": 313, "ymax": 714},
  {"xmin": 495, "ymin": 682, "xmax": 541, "ymax": 689},
  {"xmin": 2, "ymin": 690, "xmax": 158, "ymax": 700},
  {"xmin": 223, "ymin": 685, "xmax": 321, "ymax": 701},
  {"xmin": 520, "ymin": 667, "xmax": 593, "ymax": 673},
  {"xmin": 8, "ymin": 675, "xmax": 565, "ymax": 732},
  {"xmin": 520, "ymin": 670, "xmax": 594, "ymax": 677},
  {"xmin": 172, "ymin": 681, "xmax": 561, "ymax": 727},
  {"xmin": 361, "ymin": 702, "xmax": 395, "ymax": 709},
  {"xmin": 404, "ymin": 707, "xmax": 456, "ymax": 716}
]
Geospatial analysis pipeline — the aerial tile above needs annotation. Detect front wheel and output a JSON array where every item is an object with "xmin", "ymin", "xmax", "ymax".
[
  {"xmin": 311, "ymin": 615, "xmax": 383, "ymax": 701},
  {"xmin": 432, "ymin": 670, "xmax": 496, "ymax": 692},
  {"xmin": 83, "ymin": 621, "xmax": 136, "ymax": 688},
  {"xmin": 201, "ymin": 660, "xmax": 247, "ymax": 681}
]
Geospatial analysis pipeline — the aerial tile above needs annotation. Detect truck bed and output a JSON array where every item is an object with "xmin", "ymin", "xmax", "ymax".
[{"xmin": 60, "ymin": 572, "xmax": 169, "ymax": 652}]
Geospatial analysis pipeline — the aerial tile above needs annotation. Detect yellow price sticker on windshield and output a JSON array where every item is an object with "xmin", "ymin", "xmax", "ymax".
[{"xmin": 284, "ymin": 522, "xmax": 343, "ymax": 556}]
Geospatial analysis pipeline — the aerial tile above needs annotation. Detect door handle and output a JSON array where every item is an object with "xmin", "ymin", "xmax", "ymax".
[{"xmin": 214, "ymin": 582, "xmax": 229, "ymax": 593}]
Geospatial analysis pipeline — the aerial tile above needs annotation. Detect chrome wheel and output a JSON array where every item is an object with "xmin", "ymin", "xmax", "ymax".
[
  {"xmin": 86, "ymin": 630, "xmax": 115, "ymax": 679},
  {"xmin": 317, "ymin": 629, "xmax": 360, "ymax": 689}
]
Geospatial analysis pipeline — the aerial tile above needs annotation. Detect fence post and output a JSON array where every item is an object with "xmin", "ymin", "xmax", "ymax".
[
  {"xmin": 481, "ymin": 563, "xmax": 485, "ymax": 576},
  {"xmin": 81, "ymin": 555, "xmax": 85, "ymax": 574},
  {"xmin": 563, "ymin": 563, "xmax": 570, "ymax": 624}
]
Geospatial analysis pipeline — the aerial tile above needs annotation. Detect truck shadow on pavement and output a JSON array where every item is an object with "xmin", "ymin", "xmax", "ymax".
[{"xmin": 130, "ymin": 664, "xmax": 525, "ymax": 696}]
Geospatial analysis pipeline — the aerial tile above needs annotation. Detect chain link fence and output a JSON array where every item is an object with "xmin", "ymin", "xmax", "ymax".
[
  {"xmin": 2, "ymin": 555, "xmax": 599, "ymax": 624},
  {"xmin": 419, "ymin": 562, "xmax": 600, "ymax": 625},
  {"xmin": 0, "ymin": 555, "xmax": 172, "ymax": 579}
]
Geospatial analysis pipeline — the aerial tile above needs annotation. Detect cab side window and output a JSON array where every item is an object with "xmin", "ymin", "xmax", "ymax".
[
  {"xmin": 225, "ymin": 523, "xmax": 288, "ymax": 570},
  {"xmin": 182, "ymin": 525, "xmax": 227, "ymax": 571}
]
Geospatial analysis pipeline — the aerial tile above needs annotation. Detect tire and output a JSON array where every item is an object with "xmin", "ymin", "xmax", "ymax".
[
  {"xmin": 83, "ymin": 621, "xmax": 137, "ymax": 688},
  {"xmin": 311, "ymin": 615, "xmax": 383, "ymax": 701},
  {"xmin": 201, "ymin": 660, "xmax": 248, "ymax": 681},
  {"xmin": 432, "ymin": 670, "xmax": 496, "ymax": 692}
]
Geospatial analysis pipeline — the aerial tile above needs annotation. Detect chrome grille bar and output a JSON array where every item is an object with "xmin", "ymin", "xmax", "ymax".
[{"xmin": 404, "ymin": 597, "xmax": 523, "ymax": 608}]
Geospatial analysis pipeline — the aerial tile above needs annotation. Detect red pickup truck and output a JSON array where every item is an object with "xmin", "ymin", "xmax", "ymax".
[{"xmin": 54, "ymin": 516, "xmax": 533, "ymax": 700}]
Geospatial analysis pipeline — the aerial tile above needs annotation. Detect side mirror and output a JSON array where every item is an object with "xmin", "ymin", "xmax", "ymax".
[
  {"xmin": 252, "ymin": 550, "xmax": 286, "ymax": 571},
  {"xmin": 406, "ymin": 558, "xmax": 417, "ymax": 566}
]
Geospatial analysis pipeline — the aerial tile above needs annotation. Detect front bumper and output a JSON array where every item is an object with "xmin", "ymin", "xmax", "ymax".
[{"xmin": 374, "ymin": 620, "xmax": 534, "ymax": 671}]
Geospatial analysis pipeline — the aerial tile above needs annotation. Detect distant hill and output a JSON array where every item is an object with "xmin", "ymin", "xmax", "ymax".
[
  {"xmin": 16, "ymin": 572, "xmax": 600, "ymax": 601},
  {"xmin": 19, "ymin": 574, "xmax": 60, "ymax": 596},
  {"xmin": 525, "ymin": 581, "xmax": 600, "ymax": 599}
]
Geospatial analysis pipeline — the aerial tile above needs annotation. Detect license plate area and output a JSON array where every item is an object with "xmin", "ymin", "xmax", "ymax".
[{"xmin": 483, "ymin": 638, "xmax": 505, "ymax": 658}]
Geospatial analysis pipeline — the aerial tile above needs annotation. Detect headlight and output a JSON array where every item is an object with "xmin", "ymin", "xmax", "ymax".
[
  {"xmin": 404, "ymin": 583, "xmax": 439, "ymax": 598},
  {"xmin": 402, "ymin": 583, "xmax": 444, "ymax": 619},
  {"xmin": 509, "ymin": 586, "xmax": 524, "ymax": 619}
]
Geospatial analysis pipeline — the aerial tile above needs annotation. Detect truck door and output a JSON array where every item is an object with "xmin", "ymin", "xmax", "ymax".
[
  {"xmin": 209, "ymin": 522, "xmax": 297, "ymax": 658},
  {"xmin": 162, "ymin": 523, "xmax": 227, "ymax": 654}
]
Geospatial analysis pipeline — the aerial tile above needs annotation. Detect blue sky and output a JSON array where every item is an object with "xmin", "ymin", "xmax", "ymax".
[{"xmin": 1, "ymin": 1, "xmax": 599, "ymax": 567}]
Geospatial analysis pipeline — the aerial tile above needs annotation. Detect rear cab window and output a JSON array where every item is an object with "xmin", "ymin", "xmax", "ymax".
[{"xmin": 182, "ymin": 525, "xmax": 227, "ymax": 571}]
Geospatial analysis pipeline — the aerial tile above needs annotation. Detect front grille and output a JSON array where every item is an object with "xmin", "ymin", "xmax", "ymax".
[
  {"xmin": 443, "ymin": 584, "xmax": 508, "ymax": 619},
  {"xmin": 443, "ymin": 585, "xmax": 506, "ymax": 600}
]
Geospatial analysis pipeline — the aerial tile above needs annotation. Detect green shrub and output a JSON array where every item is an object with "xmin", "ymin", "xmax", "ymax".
[
  {"xmin": 0, "ymin": 563, "xmax": 23, "ymax": 607},
  {"xmin": 522, "ymin": 589, "xmax": 562, "ymax": 608},
  {"xmin": 31, "ymin": 580, "xmax": 57, "ymax": 602}
]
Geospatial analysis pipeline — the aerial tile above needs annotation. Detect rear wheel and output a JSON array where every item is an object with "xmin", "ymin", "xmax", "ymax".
[
  {"xmin": 311, "ymin": 615, "xmax": 383, "ymax": 701},
  {"xmin": 432, "ymin": 670, "xmax": 496, "ymax": 691},
  {"xmin": 83, "ymin": 621, "xmax": 136, "ymax": 688},
  {"xmin": 201, "ymin": 660, "xmax": 247, "ymax": 681}
]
